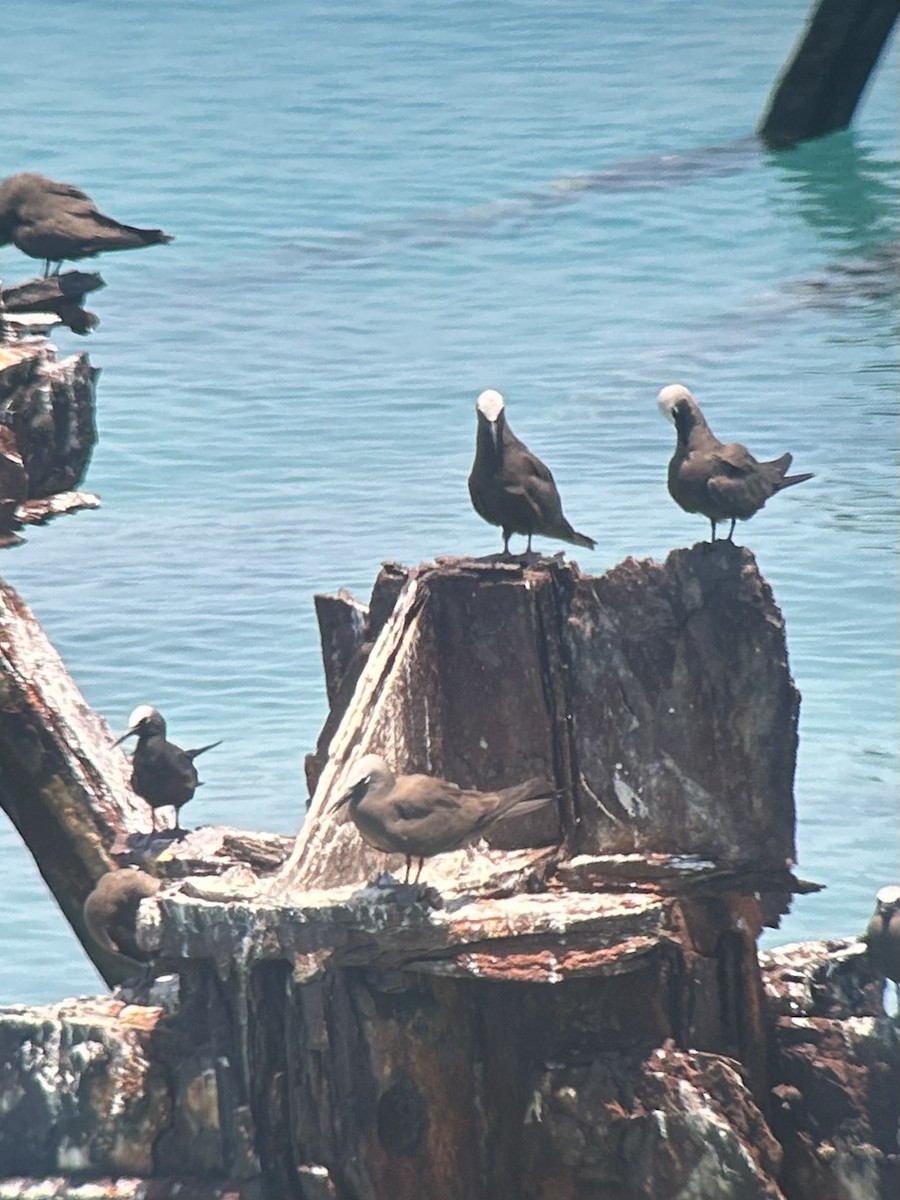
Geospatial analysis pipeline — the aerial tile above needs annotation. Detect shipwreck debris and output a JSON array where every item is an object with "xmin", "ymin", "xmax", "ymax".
[
  {"xmin": 759, "ymin": 0, "xmax": 900, "ymax": 149},
  {"xmin": 0, "ymin": 332, "xmax": 99, "ymax": 543},
  {"xmin": 2, "ymin": 550, "xmax": 895, "ymax": 1196}
]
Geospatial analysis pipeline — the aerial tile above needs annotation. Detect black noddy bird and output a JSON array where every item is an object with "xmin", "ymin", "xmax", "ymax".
[
  {"xmin": 468, "ymin": 388, "xmax": 596, "ymax": 556},
  {"xmin": 83, "ymin": 868, "xmax": 161, "ymax": 961},
  {"xmin": 864, "ymin": 886, "xmax": 900, "ymax": 1005},
  {"xmin": 113, "ymin": 705, "xmax": 221, "ymax": 832},
  {"xmin": 657, "ymin": 384, "xmax": 813, "ymax": 542},
  {"xmin": 0, "ymin": 172, "xmax": 173, "ymax": 277},
  {"xmin": 336, "ymin": 752, "xmax": 557, "ymax": 884}
]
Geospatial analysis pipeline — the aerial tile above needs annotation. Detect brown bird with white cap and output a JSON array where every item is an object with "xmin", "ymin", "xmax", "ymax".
[
  {"xmin": 468, "ymin": 388, "xmax": 595, "ymax": 556},
  {"xmin": 658, "ymin": 384, "xmax": 813, "ymax": 542},
  {"xmin": 864, "ymin": 885, "xmax": 900, "ymax": 1007},
  {"xmin": 337, "ymin": 753, "xmax": 557, "ymax": 884}
]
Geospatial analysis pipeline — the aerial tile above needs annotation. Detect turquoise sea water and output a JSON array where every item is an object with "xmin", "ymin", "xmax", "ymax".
[{"xmin": 0, "ymin": 1, "xmax": 897, "ymax": 1003}]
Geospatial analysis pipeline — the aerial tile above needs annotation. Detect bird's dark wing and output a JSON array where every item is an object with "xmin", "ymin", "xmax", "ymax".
[
  {"xmin": 390, "ymin": 775, "xmax": 464, "ymax": 819},
  {"xmin": 517, "ymin": 449, "xmax": 555, "ymax": 485},
  {"xmin": 44, "ymin": 179, "xmax": 95, "ymax": 204},
  {"xmin": 706, "ymin": 442, "xmax": 777, "ymax": 515},
  {"xmin": 503, "ymin": 444, "xmax": 565, "ymax": 518},
  {"xmin": 385, "ymin": 776, "xmax": 485, "ymax": 851},
  {"xmin": 132, "ymin": 740, "xmax": 200, "ymax": 806}
]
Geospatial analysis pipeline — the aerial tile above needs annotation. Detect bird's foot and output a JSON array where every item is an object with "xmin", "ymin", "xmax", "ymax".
[
  {"xmin": 365, "ymin": 874, "xmax": 443, "ymax": 910},
  {"xmin": 151, "ymin": 826, "xmax": 187, "ymax": 844}
]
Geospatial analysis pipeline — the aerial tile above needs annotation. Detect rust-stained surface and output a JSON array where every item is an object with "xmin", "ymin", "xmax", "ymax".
[
  {"xmin": 406, "ymin": 934, "xmax": 663, "ymax": 982},
  {"xmin": 138, "ymin": 880, "xmax": 675, "ymax": 972},
  {"xmin": 284, "ymin": 546, "xmax": 798, "ymax": 893},
  {"xmin": 0, "ymin": 1181, "xmax": 247, "ymax": 1199},
  {"xmin": 0, "ymin": 997, "xmax": 170, "ymax": 1177},
  {"xmin": 0, "ymin": 336, "xmax": 98, "ymax": 504},
  {"xmin": 4, "ymin": 550, "xmax": 890, "ymax": 1199},
  {"xmin": 762, "ymin": 938, "xmax": 899, "ymax": 1200},
  {"xmin": 531, "ymin": 1045, "xmax": 786, "ymax": 1200}
]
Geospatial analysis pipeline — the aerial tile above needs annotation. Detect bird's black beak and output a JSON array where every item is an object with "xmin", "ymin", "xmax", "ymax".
[
  {"xmin": 335, "ymin": 788, "xmax": 352, "ymax": 810},
  {"xmin": 112, "ymin": 726, "xmax": 138, "ymax": 747}
]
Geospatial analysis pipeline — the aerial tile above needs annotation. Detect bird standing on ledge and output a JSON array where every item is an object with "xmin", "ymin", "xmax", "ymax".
[
  {"xmin": 864, "ymin": 885, "xmax": 900, "ymax": 1008},
  {"xmin": 0, "ymin": 172, "xmax": 172, "ymax": 276},
  {"xmin": 337, "ymin": 753, "xmax": 557, "ymax": 884},
  {"xmin": 113, "ymin": 705, "xmax": 221, "ymax": 832},
  {"xmin": 657, "ymin": 384, "xmax": 813, "ymax": 542},
  {"xmin": 468, "ymin": 388, "xmax": 595, "ymax": 556}
]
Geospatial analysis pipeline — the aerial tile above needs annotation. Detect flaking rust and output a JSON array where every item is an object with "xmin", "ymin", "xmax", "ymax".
[{"xmin": 3, "ymin": 549, "xmax": 896, "ymax": 1197}]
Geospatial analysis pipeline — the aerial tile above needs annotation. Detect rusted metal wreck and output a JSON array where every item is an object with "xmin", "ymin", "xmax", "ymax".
[{"xmin": 1, "ymin": 547, "xmax": 897, "ymax": 1199}]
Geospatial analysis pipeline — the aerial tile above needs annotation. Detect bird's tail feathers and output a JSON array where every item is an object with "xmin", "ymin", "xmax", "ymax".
[
  {"xmin": 187, "ymin": 739, "xmax": 223, "ymax": 760},
  {"xmin": 488, "ymin": 777, "xmax": 559, "ymax": 823},
  {"xmin": 495, "ymin": 794, "xmax": 558, "ymax": 821},
  {"xmin": 556, "ymin": 522, "xmax": 596, "ymax": 551},
  {"xmin": 780, "ymin": 470, "xmax": 814, "ymax": 490}
]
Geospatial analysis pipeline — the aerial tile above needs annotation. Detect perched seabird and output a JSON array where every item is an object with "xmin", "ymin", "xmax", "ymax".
[
  {"xmin": 113, "ymin": 705, "xmax": 221, "ymax": 832},
  {"xmin": 864, "ymin": 886, "xmax": 900, "ymax": 999},
  {"xmin": 83, "ymin": 868, "xmax": 161, "ymax": 961},
  {"xmin": 0, "ymin": 172, "xmax": 172, "ymax": 276},
  {"xmin": 468, "ymin": 389, "xmax": 596, "ymax": 556},
  {"xmin": 337, "ymin": 752, "xmax": 557, "ymax": 883},
  {"xmin": 657, "ymin": 384, "xmax": 813, "ymax": 541}
]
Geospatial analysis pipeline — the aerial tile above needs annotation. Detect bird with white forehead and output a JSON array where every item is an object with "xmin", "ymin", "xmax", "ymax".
[
  {"xmin": 468, "ymin": 389, "xmax": 595, "ymax": 557},
  {"xmin": 336, "ymin": 753, "xmax": 558, "ymax": 885},
  {"xmin": 113, "ymin": 705, "xmax": 221, "ymax": 832},
  {"xmin": 864, "ymin": 885, "xmax": 900, "ymax": 1009},
  {"xmin": 657, "ymin": 384, "xmax": 813, "ymax": 542}
]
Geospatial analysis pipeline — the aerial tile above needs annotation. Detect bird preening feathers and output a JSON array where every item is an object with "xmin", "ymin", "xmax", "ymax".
[
  {"xmin": 337, "ymin": 753, "xmax": 558, "ymax": 884},
  {"xmin": 468, "ymin": 389, "xmax": 595, "ymax": 556},
  {"xmin": 864, "ymin": 885, "xmax": 900, "ymax": 999},
  {"xmin": 0, "ymin": 172, "xmax": 172, "ymax": 276},
  {"xmin": 113, "ymin": 705, "xmax": 221, "ymax": 832},
  {"xmin": 83, "ymin": 869, "xmax": 161, "ymax": 961},
  {"xmin": 658, "ymin": 384, "xmax": 813, "ymax": 542}
]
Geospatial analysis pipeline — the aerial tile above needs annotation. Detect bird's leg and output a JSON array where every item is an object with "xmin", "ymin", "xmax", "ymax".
[
  {"xmin": 42, "ymin": 259, "xmax": 51, "ymax": 278},
  {"xmin": 403, "ymin": 855, "xmax": 412, "ymax": 884},
  {"xmin": 526, "ymin": 532, "xmax": 533, "ymax": 554},
  {"xmin": 709, "ymin": 519, "xmax": 717, "ymax": 542},
  {"xmin": 413, "ymin": 858, "xmax": 424, "ymax": 885},
  {"xmin": 726, "ymin": 518, "xmax": 736, "ymax": 541},
  {"xmin": 173, "ymin": 808, "xmax": 181, "ymax": 833},
  {"xmin": 502, "ymin": 529, "xmax": 511, "ymax": 556}
]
